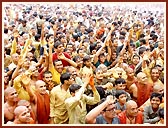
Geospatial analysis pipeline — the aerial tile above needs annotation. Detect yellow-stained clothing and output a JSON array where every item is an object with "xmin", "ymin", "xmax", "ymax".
[
  {"xmin": 50, "ymin": 85, "xmax": 71, "ymax": 124},
  {"xmin": 49, "ymin": 65, "xmax": 65, "ymax": 85},
  {"xmin": 32, "ymin": 41, "xmax": 41, "ymax": 59},
  {"xmin": 13, "ymin": 75, "xmax": 35, "ymax": 101},
  {"xmin": 65, "ymin": 87, "xmax": 100, "ymax": 124},
  {"xmin": 4, "ymin": 55, "xmax": 12, "ymax": 68},
  {"xmin": 142, "ymin": 67, "xmax": 164, "ymax": 88}
]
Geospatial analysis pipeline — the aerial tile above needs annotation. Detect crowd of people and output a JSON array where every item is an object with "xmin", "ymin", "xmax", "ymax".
[{"xmin": 3, "ymin": 3, "xmax": 165, "ymax": 125}]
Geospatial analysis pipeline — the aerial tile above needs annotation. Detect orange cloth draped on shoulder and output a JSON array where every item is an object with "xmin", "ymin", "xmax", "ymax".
[
  {"xmin": 35, "ymin": 91, "xmax": 50, "ymax": 124},
  {"xmin": 136, "ymin": 82, "xmax": 153, "ymax": 107},
  {"xmin": 118, "ymin": 110, "xmax": 143, "ymax": 124}
]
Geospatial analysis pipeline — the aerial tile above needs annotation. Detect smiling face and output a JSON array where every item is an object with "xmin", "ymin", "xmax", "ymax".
[
  {"xmin": 35, "ymin": 80, "xmax": 47, "ymax": 95},
  {"xmin": 15, "ymin": 106, "xmax": 31, "ymax": 123},
  {"xmin": 150, "ymin": 97, "xmax": 161, "ymax": 109},
  {"xmin": 104, "ymin": 104, "xmax": 116, "ymax": 119},
  {"xmin": 151, "ymin": 68, "xmax": 160, "ymax": 82}
]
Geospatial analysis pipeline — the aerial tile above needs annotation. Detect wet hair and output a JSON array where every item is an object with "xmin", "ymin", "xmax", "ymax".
[
  {"xmin": 60, "ymin": 72, "xmax": 71, "ymax": 84},
  {"xmin": 115, "ymin": 90, "xmax": 127, "ymax": 99},
  {"xmin": 150, "ymin": 92, "xmax": 162, "ymax": 102},
  {"xmin": 69, "ymin": 84, "xmax": 81, "ymax": 93},
  {"xmin": 115, "ymin": 78, "xmax": 126, "ymax": 86}
]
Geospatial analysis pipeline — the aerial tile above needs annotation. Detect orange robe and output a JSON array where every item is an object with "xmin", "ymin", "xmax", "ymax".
[
  {"xmin": 136, "ymin": 82, "xmax": 153, "ymax": 107},
  {"xmin": 118, "ymin": 110, "xmax": 143, "ymax": 124},
  {"xmin": 35, "ymin": 92, "xmax": 50, "ymax": 124}
]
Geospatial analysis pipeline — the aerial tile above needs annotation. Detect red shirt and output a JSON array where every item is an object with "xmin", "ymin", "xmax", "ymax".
[{"xmin": 52, "ymin": 52, "xmax": 71, "ymax": 67}]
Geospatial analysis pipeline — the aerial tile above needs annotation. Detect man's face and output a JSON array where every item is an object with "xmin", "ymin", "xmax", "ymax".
[
  {"xmin": 104, "ymin": 104, "xmax": 116, "ymax": 119},
  {"xmin": 43, "ymin": 73, "xmax": 52, "ymax": 83},
  {"xmin": 56, "ymin": 44, "xmax": 64, "ymax": 53},
  {"xmin": 150, "ymin": 97, "xmax": 161, "ymax": 109},
  {"xmin": 127, "ymin": 103, "xmax": 138, "ymax": 117},
  {"xmin": 151, "ymin": 69, "xmax": 160, "ymax": 82},
  {"xmin": 132, "ymin": 56, "xmax": 140, "ymax": 65},
  {"xmin": 37, "ymin": 82, "xmax": 47, "ymax": 95},
  {"xmin": 18, "ymin": 108, "xmax": 31, "ymax": 123},
  {"xmin": 116, "ymin": 83, "xmax": 126, "ymax": 90},
  {"xmin": 54, "ymin": 61, "xmax": 63, "ymax": 73},
  {"xmin": 127, "ymin": 68, "xmax": 134, "ymax": 78},
  {"xmin": 138, "ymin": 73, "xmax": 148, "ymax": 85},
  {"xmin": 6, "ymin": 89, "xmax": 18, "ymax": 102}
]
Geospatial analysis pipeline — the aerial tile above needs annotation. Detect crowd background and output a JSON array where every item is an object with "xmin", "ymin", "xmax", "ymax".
[{"xmin": 3, "ymin": 2, "xmax": 165, "ymax": 125}]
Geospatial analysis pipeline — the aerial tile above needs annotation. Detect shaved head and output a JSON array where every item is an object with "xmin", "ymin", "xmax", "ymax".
[
  {"xmin": 17, "ymin": 100, "xmax": 29, "ymax": 106},
  {"xmin": 14, "ymin": 106, "xmax": 28, "ymax": 117},
  {"xmin": 4, "ymin": 87, "xmax": 16, "ymax": 97},
  {"xmin": 126, "ymin": 100, "xmax": 138, "ymax": 117},
  {"xmin": 126, "ymin": 100, "xmax": 137, "ymax": 109},
  {"xmin": 153, "ymin": 84, "xmax": 164, "ymax": 94}
]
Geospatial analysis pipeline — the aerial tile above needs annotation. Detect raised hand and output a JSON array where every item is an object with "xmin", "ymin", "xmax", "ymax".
[
  {"xmin": 13, "ymin": 30, "xmax": 20, "ymax": 38},
  {"xmin": 58, "ymin": 53, "xmax": 66, "ymax": 60}
]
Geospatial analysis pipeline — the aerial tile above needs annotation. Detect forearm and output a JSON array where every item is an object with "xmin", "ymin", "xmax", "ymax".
[{"xmin": 85, "ymin": 100, "xmax": 108, "ymax": 124}]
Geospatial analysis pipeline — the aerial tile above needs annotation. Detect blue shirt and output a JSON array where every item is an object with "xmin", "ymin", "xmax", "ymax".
[{"xmin": 96, "ymin": 115, "xmax": 120, "ymax": 124}]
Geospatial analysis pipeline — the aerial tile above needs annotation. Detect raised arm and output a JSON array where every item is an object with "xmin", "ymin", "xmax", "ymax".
[{"xmin": 85, "ymin": 95, "xmax": 114, "ymax": 124}]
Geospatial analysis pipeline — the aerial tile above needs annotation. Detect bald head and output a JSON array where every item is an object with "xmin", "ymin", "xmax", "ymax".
[
  {"xmin": 17, "ymin": 100, "xmax": 29, "ymax": 106},
  {"xmin": 126, "ymin": 100, "xmax": 137, "ymax": 109},
  {"xmin": 35, "ymin": 80, "xmax": 45, "ymax": 88},
  {"xmin": 137, "ymin": 72, "xmax": 145, "ymax": 79},
  {"xmin": 14, "ymin": 106, "xmax": 28, "ymax": 117},
  {"xmin": 153, "ymin": 84, "xmax": 164, "ymax": 94},
  {"xmin": 126, "ymin": 100, "xmax": 138, "ymax": 117},
  {"xmin": 4, "ymin": 87, "xmax": 16, "ymax": 97}
]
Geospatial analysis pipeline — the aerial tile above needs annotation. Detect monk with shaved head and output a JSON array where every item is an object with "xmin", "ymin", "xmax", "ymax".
[
  {"xmin": 17, "ymin": 100, "xmax": 36, "ymax": 122},
  {"xmin": 4, "ymin": 87, "xmax": 19, "ymax": 123},
  {"xmin": 118, "ymin": 100, "xmax": 143, "ymax": 124},
  {"xmin": 7, "ymin": 106, "xmax": 34, "ymax": 124},
  {"xmin": 26, "ymin": 80, "xmax": 50, "ymax": 124}
]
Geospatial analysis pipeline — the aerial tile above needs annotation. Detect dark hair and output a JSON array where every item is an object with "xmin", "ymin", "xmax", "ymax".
[
  {"xmin": 4, "ymin": 28, "xmax": 8, "ymax": 34},
  {"xmin": 96, "ymin": 86, "xmax": 105, "ymax": 99},
  {"xmin": 139, "ymin": 46, "xmax": 146, "ymax": 55},
  {"xmin": 90, "ymin": 43, "xmax": 97, "ymax": 54},
  {"xmin": 115, "ymin": 90, "xmax": 127, "ymax": 99},
  {"xmin": 73, "ymin": 56, "xmax": 80, "ymax": 62},
  {"xmin": 35, "ymin": 34, "xmax": 41, "ymax": 41},
  {"xmin": 77, "ymin": 48, "xmax": 83, "ymax": 54},
  {"xmin": 139, "ymin": 38, "xmax": 146, "ymax": 45},
  {"xmin": 60, "ymin": 72, "xmax": 71, "ymax": 84},
  {"xmin": 53, "ymin": 59, "xmax": 62, "ymax": 66},
  {"xmin": 43, "ymin": 71, "xmax": 52, "ymax": 78},
  {"xmin": 132, "ymin": 54, "xmax": 140, "ymax": 60},
  {"xmin": 39, "ymin": 14, "xmax": 43, "ymax": 19},
  {"xmin": 54, "ymin": 41, "xmax": 62, "ymax": 49},
  {"xmin": 158, "ymin": 108, "xmax": 164, "ymax": 119},
  {"xmin": 45, "ymin": 34, "xmax": 54, "ymax": 42},
  {"xmin": 152, "ymin": 35, "xmax": 158, "ymax": 40},
  {"xmin": 150, "ymin": 92, "xmax": 162, "ymax": 102},
  {"xmin": 83, "ymin": 55, "xmax": 90, "ymax": 62},
  {"xmin": 69, "ymin": 84, "xmax": 81, "ymax": 93},
  {"xmin": 115, "ymin": 78, "xmax": 126, "ymax": 86}
]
